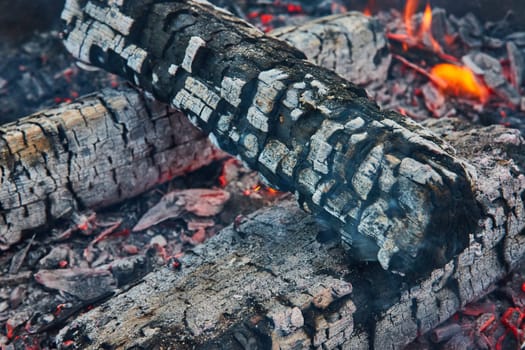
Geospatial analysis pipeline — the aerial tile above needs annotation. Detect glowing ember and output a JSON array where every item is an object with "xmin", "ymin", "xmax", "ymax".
[
  {"xmin": 286, "ymin": 4, "xmax": 303, "ymax": 13},
  {"xmin": 260, "ymin": 14, "xmax": 273, "ymax": 26},
  {"xmin": 266, "ymin": 187, "xmax": 280, "ymax": 195},
  {"xmin": 77, "ymin": 221, "xmax": 89, "ymax": 231},
  {"xmin": 54, "ymin": 303, "xmax": 67, "ymax": 316},
  {"xmin": 218, "ymin": 158, "xmax": 239, "ymax": 188},
  {"xmin": 218, "ymin": 174, "xmax": 227, "ymax": 187},
  {"xmin": 242, "ymin": 183, "xmax": 281, "ymax": 197},
  {"xmin": 63, "ymin": 340, "xmax": 75, "ymax": 347},
  {"xmin": 478, "ymin": 314, "xmax": 495, "ymax": 333},
  {"xmin": 430, "ymin": 63, "xmax": 489, "ymax": 103},
  {"xmin": 6, "ymin": 322, "xmax": 14, "ymax": 339}
]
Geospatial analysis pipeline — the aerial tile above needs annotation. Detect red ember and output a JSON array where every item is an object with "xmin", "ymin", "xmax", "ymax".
[
  {"xmin": 260, "ymin": 14, "xmax": 273, "ymax": 26},
  {"xmin": 286, "ymin": 4, "xmax": 302, "ymax": 13}
]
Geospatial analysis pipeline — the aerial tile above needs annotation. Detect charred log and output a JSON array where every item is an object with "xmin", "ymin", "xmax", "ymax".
[
  {"xmin": 0, "ymin": 87, "xmax": 224, "ymax": 249},
  {"xmin": 55, "ymin": 119, "xmax": 525, "ymax": 350},
  {"xmin": 61, "ymin": 0, "xmax": 480, "ymax": 275},
  {"xmin": 0, "ymin": 11, "xmax": 390, "ymax": 250}
]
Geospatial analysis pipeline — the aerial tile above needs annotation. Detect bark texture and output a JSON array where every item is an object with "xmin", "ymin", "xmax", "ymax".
[
  {"xmin": 55, "ymin": 119, "xmax": 525, "ymax": 350},
  {"xmin": 0, "ymin": 87, "xmax": 224, "ymax": 249},
  {"xmin": 62, "ymin": 0, "xmax": 479, "ymax": 275}
]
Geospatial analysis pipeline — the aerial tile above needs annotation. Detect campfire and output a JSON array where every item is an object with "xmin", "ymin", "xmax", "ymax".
[
  {"xmin": 0, "ymin": 0, "xmax": 525, "ymax": 349},
  {"xmin": 240, "ymin": 0, "xmax": 525, "ymax": 132},
  {"xmin": 374, "ymin": 0, "xmax": 521, "ymax": 124},
  {"xmin": 386, "ymin": 0, "xmax": 491, "ymax": 103}
]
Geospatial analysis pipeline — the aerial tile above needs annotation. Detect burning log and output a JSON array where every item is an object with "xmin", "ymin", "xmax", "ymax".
[
  {"xmin": 55, "ymin": 118, "xmax": 525, "ymax": 349},
  {"xmin": 0, "ymin": 9, "xmax": 390, "ymax": 250},
  {"xmin": 61, "ymin": 0, "xmax": 480, "ymax": 275},
  {"xmin": 0, "ymin": 87, "xmax": 225, "ymax": 249}
]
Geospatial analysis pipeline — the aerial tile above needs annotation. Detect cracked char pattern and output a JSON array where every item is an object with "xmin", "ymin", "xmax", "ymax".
[
  {"xmin": 0, "ymin": 86, "xmax": 219, "ymax": 248},
  {"xmin": 61, "ymin": 0, "xmax": 480, "ymax": 275}
]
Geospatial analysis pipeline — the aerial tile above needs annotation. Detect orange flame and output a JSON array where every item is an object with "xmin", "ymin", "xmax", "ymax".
[
  {"xmin": 420, "ymin": 2, "xmax": 432, "ymax": 34},
  {"xmin": 421, "ymin": 3, "xmax": 443, "ymax": 53},
  {"xmin": 363, "ymin": 0, "xmax": 375, "ymax": 16},
  {"xmin": 404, "ymin": 0, "xmax": 419, "ymax": 37},
  {"xmin": 266, "ymin": 187, "xmax": 280, "ymax": 195},
  {"xmin": 402, "ymin": 0, "xmax": 444, "ymax": 53},
  {"xmin": 430, "ymin": 63, "xmax": 489, "ymax": 103}
]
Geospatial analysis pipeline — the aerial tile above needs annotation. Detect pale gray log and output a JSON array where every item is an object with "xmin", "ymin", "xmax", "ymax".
[
  {"xmin": 0, "ymin": 87, "xmax": 225, "ymax": 249},
  {"xmin": 272, "ymin": 13, "xmax": 391, "ymax": 86}
]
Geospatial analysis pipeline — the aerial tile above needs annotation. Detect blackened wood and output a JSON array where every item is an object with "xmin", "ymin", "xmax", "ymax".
[
  {"xmin": 0, "ymin": 87, "xmax": 224, "ymax": 249},
  {"xmin": 62, "ymin": 0, "xmax": 479, "ymax": 275},
  {"xmin": 55, "ymin": 119, "xmax": 525, "ymax": 350}
]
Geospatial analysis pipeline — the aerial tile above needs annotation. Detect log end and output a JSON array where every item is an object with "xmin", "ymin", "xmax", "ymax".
[{"xmin": 336, "ymin": 114, "xmax": 481, "ymax": 276}]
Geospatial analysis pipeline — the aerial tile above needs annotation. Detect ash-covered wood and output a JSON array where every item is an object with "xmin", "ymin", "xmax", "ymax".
[
  {"xmin": 271, "ymin": 12, "xmax": 391, "ymax": 86},
  {"xmin": 0, "ymin": 87, "xmax": 224, "ymax": 249},
  {"xmin": 55, "ymin": 119, "xmax": 525, "ymax": 350},
  {"xmin": 61, "ymin": 0, "xmax": 479, "ymax": 275}
]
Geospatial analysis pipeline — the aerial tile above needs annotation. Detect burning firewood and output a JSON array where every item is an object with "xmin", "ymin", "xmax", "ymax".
[
  {"xmin": 61, "ymin": 0, "xmax": 482, "ymax": 276},
  {"xmin": 0, "ymin": 87, "xmax": 225, "ymax": 249},
  {"xmin": 0, "ymin": 9, "xmax": 389, "ymax": 251}
]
